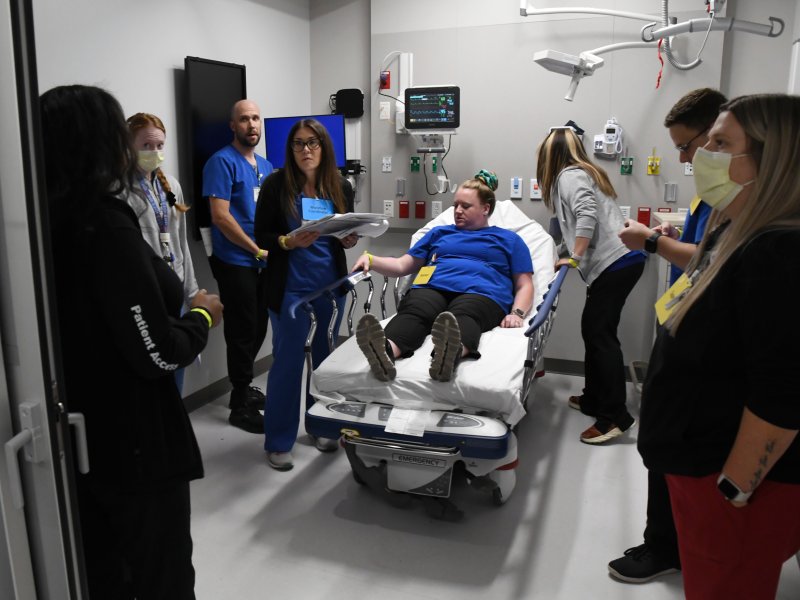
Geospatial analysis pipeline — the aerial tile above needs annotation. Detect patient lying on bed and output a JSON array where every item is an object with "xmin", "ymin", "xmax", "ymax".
[{"xmin": 352, "ymin": 170, "xmax": 534, "ymax": 382}]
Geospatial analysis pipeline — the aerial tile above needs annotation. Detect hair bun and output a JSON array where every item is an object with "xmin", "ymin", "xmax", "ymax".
[{"xmin": 474, "ymin": 169, "xmax": 498, "ymax": 192}]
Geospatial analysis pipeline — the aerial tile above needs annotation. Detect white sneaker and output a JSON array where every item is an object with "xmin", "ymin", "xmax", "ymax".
[
  {"xmin": 267, "ymin": 451, "xmax": 294, "ymax": 471},
  {"xmin": 313, "ymin": 436, "xmax": 339, "ymax": 453}
]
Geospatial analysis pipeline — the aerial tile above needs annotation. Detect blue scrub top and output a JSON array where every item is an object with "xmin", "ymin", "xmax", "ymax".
[
  {"xmin": 286, "ymin": 196, "xmax": 338, "ymax": 295},
  {"xmin": 407, "ymin": 225, "xmax": 533, "ymax": 312},
  {"xmin": 202, "ymin": 144, "xmax": 273, "ymax": 267},
  {"xmin": 669, "ymin": 199, "xmax": 712, "ymax": 285}
]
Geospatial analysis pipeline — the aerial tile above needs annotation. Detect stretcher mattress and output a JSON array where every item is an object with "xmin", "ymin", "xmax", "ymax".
[{"xmin": 310, "ymin": 201, "xmax": 557, "ymax": 427}]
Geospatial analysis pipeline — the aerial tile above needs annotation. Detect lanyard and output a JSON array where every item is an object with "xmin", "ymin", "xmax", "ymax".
[
  {"xmin": 138, "ymin": 174, "xmax": 174, "ymax": 268},
  {"xmin": 138, "ymin": 174, "xmax": 169, "ymax": 234}
]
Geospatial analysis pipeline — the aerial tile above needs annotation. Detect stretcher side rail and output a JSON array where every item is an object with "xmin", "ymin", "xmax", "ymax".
[
  {"xmin": 289, "ymin": 270, "xmax": 373, "ymax": 396},
  {"xmin": 520, "ymin": 265, "xmax": 568, "ymax": 404}
]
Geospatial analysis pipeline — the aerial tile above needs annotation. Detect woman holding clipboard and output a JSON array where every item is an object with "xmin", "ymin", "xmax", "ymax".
[{"xmin": 254, "ymin": 118, "xmax": 356, "ymax": 471}]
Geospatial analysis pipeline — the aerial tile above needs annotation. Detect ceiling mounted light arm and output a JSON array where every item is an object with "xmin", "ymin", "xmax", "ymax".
[
  {"xmin": 536, "ymin": 43, "xmax": 655, "ymax": 101},
  {"xmin": 519, "ymin": 1, "xmax": 657, "ymax": 22},
  {"xmin": 642, "ymin": 15, "xmax": 785, "ymax": 43}
]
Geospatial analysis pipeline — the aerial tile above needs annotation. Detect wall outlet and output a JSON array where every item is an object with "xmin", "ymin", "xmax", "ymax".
[
  {"xmin": 620, "ymin": 157, "xmax": 634, "ymax": 175},
  {"xmin": 381, "ymin": 156, "xmax": 392, "ymax": 173},
  {"xmin": 431, "ymin": 200, "xmax": 443, "ymax": 217},
  {"xmin": 664, "ymin": 182, "xmax": 678, "ymax": 203},
  {"xmin": 529, "ymin": 178, "xmax": 542, "ymax": 200},
  {"xmin": 619, "ymin": 205, "xmax": 631, "ymax": 219},
  {"xmin": 684, "ymin": 162, "xmax": 694, "ymax": 176},
  {"xmin": 383, "ymin": 200, "xmax": 394, "ymax": 217},
  {"xmin": 396, "ymin": 177, "xmax": 406, "ymax": 197},
  {"xmin": 647, "ymin": 155, "xmax": 661, "ymax": 176},
  {"xmin": 410, "ymin": 156, "xmax": 420, "ymax": 172},
  {"xmin": 510, "ymin": 177, "xmax": 523, "ymax": 199},
  {"xmin": 379, "ymin": 101, "xmax": 391, "ymax": 120}
]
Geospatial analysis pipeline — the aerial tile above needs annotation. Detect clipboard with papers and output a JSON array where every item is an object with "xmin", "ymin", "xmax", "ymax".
[{"xmin": 289, "ymin": 212, "xmax": 389, "ymax": 240}]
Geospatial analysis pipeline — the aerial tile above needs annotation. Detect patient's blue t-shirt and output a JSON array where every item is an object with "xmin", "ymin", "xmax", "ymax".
[{"xmin": 407, "ymin": 225, "xmax": 533, "ymax": 312}]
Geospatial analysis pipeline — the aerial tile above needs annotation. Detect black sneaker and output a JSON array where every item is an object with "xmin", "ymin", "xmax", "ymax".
[
  {"xmin": 229, "ymin": 406, "xmax": 264, "ymax": 434},
  {"xmin": 228, "ymin": 386, "xmax": 265, "ymax": 410},
  {"xmin": 608, "ymin": 543, "xmax": 680, "ymax": 583},
  {"xmin": 245, "ymin": 386, "xmax": 265, "ymax": 410}
]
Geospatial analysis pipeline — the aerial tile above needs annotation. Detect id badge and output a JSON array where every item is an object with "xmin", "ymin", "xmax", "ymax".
[
  {"xmin": 301, "ymin": 197, "xmax": 334, "ymax": 221},
  {"xmin": 253, "ymin": 187, "xmax": 260, "ymax": 203},
  {"xmin": 655, "ymin": 273, "xmax": 692, "ymax": 325},
  {"xmin": 413, "ymin": 265, "xmax": 436, "ymax": 285}
]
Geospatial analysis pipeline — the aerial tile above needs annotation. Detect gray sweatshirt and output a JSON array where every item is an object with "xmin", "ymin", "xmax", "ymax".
[
  {"xmin": 552, "ymin": 166, "xmax": 630, "ymax": 285},
  {"xmin": 126, "ymin": 173, "xmax": 199, "ymax": 307}
]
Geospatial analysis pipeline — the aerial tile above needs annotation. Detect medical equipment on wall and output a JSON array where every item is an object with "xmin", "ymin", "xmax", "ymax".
[
  {"xmin": 521, "ymin": 0, "xmax": 785, "ymax": 101},
  {"xmin": 593, "ymin": 117, "xmax": 624, "ymax": 160}
]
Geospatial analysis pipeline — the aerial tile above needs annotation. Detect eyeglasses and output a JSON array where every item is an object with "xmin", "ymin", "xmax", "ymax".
[
  {"xmin": 675, "ymin": 128, "xmax": 708, "ymax": 154},
  {"xmin": 291, "ymin": 138, "xmax": 321, "ymax": 152}
]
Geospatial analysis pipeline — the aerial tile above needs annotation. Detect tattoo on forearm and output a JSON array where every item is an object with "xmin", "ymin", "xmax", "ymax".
[{"xmin": 749, "ymin": 439, "xmax": 776, "ymax": 490}]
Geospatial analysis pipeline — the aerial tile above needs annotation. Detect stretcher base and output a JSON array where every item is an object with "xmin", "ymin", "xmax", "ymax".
[{"xmin": 306, "ymin": 400, "xmax": 518, "ymax": 518}]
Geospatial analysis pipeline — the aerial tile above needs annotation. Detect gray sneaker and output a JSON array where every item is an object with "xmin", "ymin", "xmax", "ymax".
[
  {"xmin": 429, "ymin": 311, "xmax": 461, "ymax": 382},
  {"xmin": 313, "ymin": 436, "xmax": 339, "ymax": 453},
  {"xmin": 267, "ymin": 451, "xmax": 294, "ymax": 471},
  {"xmin": 356, "ymin": 314, "xmax": 396, "ymax": 381}
]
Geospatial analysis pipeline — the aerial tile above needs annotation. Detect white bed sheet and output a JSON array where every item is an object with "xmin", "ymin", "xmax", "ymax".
[{"xmin": 310, "ymin": 201, "xmax": 557, "ymax": 427}]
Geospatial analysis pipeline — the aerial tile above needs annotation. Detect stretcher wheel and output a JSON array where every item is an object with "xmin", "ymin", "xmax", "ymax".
[
  {"xmin": 492, "ymin": 487, "xmax": 506, "ymax": 506},
  {"xmin": 352, "ymin": 469, "xmax": 366, "ymax": 485},
  {"xmin": 488, "ymin": 468, "xmax": 516, "ymax": 505}
]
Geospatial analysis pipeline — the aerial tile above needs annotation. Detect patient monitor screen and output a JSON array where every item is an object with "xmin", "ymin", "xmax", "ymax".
[{"xmin": 404, "ymin": 86, "xmax": 460, "ymax": 130}]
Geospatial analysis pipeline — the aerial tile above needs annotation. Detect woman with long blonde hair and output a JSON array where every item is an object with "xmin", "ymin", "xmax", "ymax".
[
  {"xmin": 536, "ymin": 127, "xmax": 645, "ymax": 444},
  {"xmin": 638, "ymin": 94, "xmax": 800, "ymax": 599}
]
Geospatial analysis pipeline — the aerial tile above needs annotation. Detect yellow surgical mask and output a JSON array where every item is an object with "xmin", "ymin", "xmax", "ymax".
[
  {"xmin": 137, "ymin": 150, "xmax": 164, "ymax": 173},
  {"xmin": 691, "ymin": 148, "xmax": 753, "ymax": 211}
]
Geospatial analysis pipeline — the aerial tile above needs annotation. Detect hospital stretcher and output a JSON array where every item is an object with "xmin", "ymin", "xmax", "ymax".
[{"xmin": 293, "ymin": 201, "xmax": 565, "ymax": 519}]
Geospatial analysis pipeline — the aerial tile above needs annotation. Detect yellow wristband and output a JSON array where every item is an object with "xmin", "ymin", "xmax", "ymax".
[
  {"xmin": 363, "ymin": 251, "xmax": 373, "ymax": 267},
  {"xmin": 278, "ymin": 236, "xmax": 290, "ymax": 251},
  {"xmin": 190, "ymin": 307, "xmax": 213, "ymax": 328},
  {"xmin": 254, "ymin": 249, "xmax": 266, "ymax": 261},
  {"xmin": 567, "ymin": 258, "xmax": 579, "ymax": 269}
]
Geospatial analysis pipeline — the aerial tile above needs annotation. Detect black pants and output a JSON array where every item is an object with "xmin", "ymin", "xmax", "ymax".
[
  {"xmin": 209, "ymin": 255, "xmax": 269, "ymax": 391},
  {"xmin": 579, "ymin": 261, "xmax": 644, "ymax": 428},
  {"xmin": 644, "ymin": 470, "xmax": 680, "ymax": 565},
  {"xmin": 77, "ymin": 477, "xmax": 195, "ymax": 600},
  {"xmin": 385, "ymin": 288, "xmax": 506, "ymax": 357}
]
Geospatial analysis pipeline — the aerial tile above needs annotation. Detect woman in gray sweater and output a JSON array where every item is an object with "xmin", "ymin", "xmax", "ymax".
[{"xmin": 537, "ymin": 127, "xmax": 645, "ymax": 444}]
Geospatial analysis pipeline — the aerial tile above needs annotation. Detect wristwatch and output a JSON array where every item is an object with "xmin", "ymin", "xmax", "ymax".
[
  {"xmin": 716, "ymin": 473, "xmax": 752, "ymax": 503},
  {"xmin": 644, "ymin": 232, "xmax": 663, "ymax": 254},
  {"xmin": 511, "ymin": 308, "xmax": 525, "ymax": 318}
]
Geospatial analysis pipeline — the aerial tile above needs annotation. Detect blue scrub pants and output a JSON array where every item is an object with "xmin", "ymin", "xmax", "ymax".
[{"xmin": 264, "ymin": 292, "xmax": 345, "ymax": 452}]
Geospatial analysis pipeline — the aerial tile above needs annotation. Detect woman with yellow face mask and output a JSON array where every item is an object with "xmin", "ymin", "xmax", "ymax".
[
  {"xmin": 638, "ymin": 94, "xmax": 800, "ymax": 600},
  {"xmin": 127, "ymin": 113, "xmax": 200, "ymax": 394}
]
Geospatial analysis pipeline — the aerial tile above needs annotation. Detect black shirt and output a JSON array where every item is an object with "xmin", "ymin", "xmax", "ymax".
[
  {"xmin": 638, "ymin": 227, "xmax": 800, "ymax": 483},
  {"xmin": 54, "ymin": 197, "xmax": 207, "ymax": 489}
]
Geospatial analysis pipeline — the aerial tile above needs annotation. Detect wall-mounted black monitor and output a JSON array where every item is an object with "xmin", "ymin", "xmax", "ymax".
[
  {"xmin": 263, "ymin": 114, "xmax": 347, "ymax": 169},
  {"xmin": 404, "ymin": 85, "xmax": 460, "ymax": 131},
  {"xmin": 184, "ymin": 56, "xmax": 246, "ymax": 236}
]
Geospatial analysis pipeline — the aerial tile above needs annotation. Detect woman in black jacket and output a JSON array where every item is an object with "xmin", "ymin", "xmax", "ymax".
[
  {"xmin": 41, "ymin": 85, "xmax": 222, "ymax": 600},
  {"xmin": 254, "ymin": 118, "xmax": 356, "ymax": 471}
]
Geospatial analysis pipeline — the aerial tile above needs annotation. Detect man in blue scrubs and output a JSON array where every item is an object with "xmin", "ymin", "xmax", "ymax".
[
  {"xmin": 203, "ymin": 100, "xmax": 273, "ymax": 433},
  {"xmin": 614, "ymin": 88, "xmax": 727, "ymax": 583}
]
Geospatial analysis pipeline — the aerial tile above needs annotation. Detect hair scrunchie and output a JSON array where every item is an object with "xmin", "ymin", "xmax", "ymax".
[{"xmin": 474, "ymin": 169, "xmax": 498, "ymax": 192}]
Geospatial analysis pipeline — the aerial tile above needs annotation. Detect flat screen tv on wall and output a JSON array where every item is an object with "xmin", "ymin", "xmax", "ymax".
[{"xmin": 184, "ymin": 56, "xmax": 246, "ymax": 241}]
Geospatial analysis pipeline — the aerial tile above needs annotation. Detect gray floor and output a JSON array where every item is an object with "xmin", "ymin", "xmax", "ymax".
[{"xmin": 189, "ymin": 372, "xmax": 800, "ymax": 599}]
